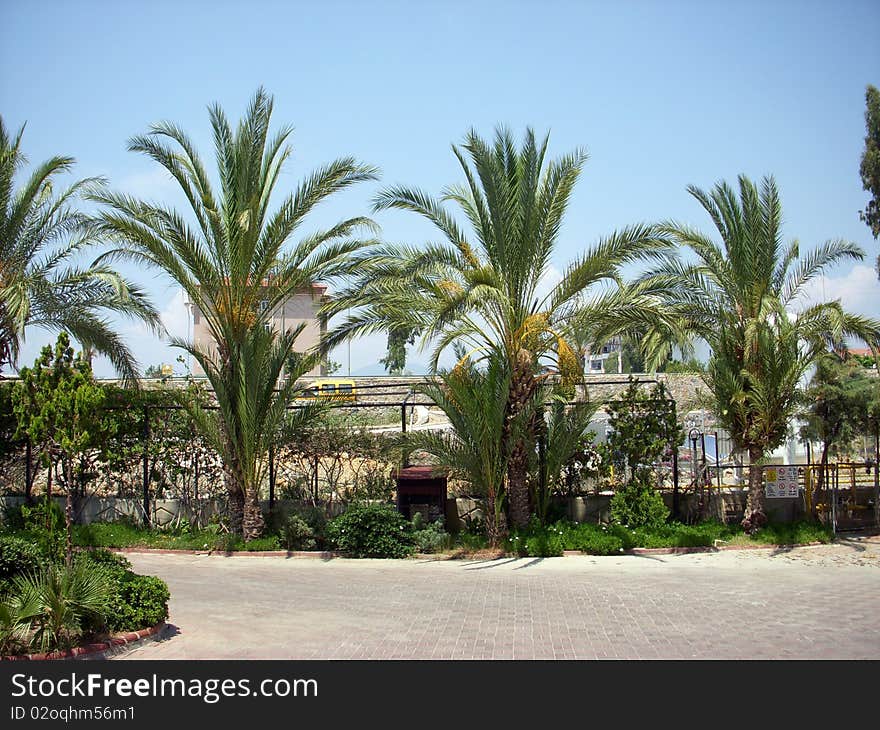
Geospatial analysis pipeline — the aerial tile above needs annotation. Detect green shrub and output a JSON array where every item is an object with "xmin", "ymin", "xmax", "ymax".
[
  {"xmin": 20, "ymin": 499, "xmax": 66, "ymax": 563},
  {"xmin": 105, "ymin": 574, "xmax": 170, "ymax": 633},
  {"xmin": 0, "ymin": 535, "xmax": 45, "ymax": 581},
  {"xmin": 411, "ymin": 515, "xmax": 448, "ymax": 554},
  {"xmin": 327, "ymin": 504, "xmax": 414, "ymax": 558},
  {"xmin": 10, "ymin": 562, "xmax": 112, "ymax": 653},
  {"xmin": 751, "ymin": 521, "xmax": 832, "ymax": 545},
  {"xmin": 76, "ymin": 548, "xmax": 132, "ymax": 573},
  {"xmin": 566, "ymin": 523, "xmax": 630, "ymax": 554},
  {"xmin": 272, "ymin": 513, "xmax": 315, "ymax": 551},
  {"xmin": 509, "ymin": 520, "xmax": 567, "ymax": 557},
  {"xmin": 2, "ymin": 502, "xmax": 27, "ymax": 530},
  {"xmin": 609, "ymin": 482, "xmax": 670, "ymax": 529}
]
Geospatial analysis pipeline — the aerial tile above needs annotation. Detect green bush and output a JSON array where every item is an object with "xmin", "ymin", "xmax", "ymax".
[
  {"xmin": 0, "ymin": 535, "xmax": 45, "ymax": 581},
  {"xmin": 327, "ymin": 504, "xmax": 414, "ymax": 558},
  {"xmin": 20, "ymin": 499, "xmax": 66, "ymax": 563},
  {"xmin": 411, "ymin": 514, "xmax": 448, "ymax": 554},
  {"xmin": 509, "ymin": 520, "xmax": 567, "ymax": 557},
  {"xmin": 609, "ymin": 482, "xmax": 670, "ymax": 529},
  {"xmin": 9, "ymin": 562, "xmax": 112, "ymax": 653},
  {"xmin": 278, "ymin": 514, "xmax": 316, "ymax": 551},
  {"xmin": 105, "ymin": 574, "xmax": 170, "ymax": 633},
  {"xmin": 565, "ymin": 523, "xmax": 630, "ymax": 554},
  {"xmin": 76, "ymin": 548, "xmax": 132, "ymax": 573}
]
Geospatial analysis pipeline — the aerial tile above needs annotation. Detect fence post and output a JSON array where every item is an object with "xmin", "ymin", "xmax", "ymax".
[
  {"xmin": 268, "ymin": 444, "xmax": 276, "ymax": 510},
  {"xmin": 142, "ymin": 406, "xmax": 150, "ymax": 527}
]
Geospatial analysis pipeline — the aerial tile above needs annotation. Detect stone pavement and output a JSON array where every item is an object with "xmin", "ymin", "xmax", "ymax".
[{"xmin": 117, "ymin": 537, "xmax": 880, "ymax": 660}]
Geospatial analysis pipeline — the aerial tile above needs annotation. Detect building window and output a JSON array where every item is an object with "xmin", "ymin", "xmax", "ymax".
[
  {"xmin": 590, "ymin": 360, "xmax": 603, "ymax": 371},
  {"xmin": 258, "ymin": 299, "xmax": 270, "ymax": 313}
]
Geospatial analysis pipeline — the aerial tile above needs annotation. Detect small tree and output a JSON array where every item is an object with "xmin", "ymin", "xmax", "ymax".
[
  {"xmin": 605, "ymin": 379, "xmax": 680, "ymax": 527},
  {"xmin": 12, "ymin": 333, "xmax": 108, "ymax": 565},
  {"xmin": 799, "ymin": 355, "xmax": 871, "ymax": 514}
]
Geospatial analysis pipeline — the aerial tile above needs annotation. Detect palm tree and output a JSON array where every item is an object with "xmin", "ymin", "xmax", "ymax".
[
  {"xmin": 327, "ymin": 127, "xmax": 672, "ymax": 528},
  {"xmin": 644, "ymin": 175, "xmax": 880, "ymax": 531},
  {"xmin": 93, "ymin": 88, "xmax": 378, "ymax": 538},
  {"xmin": 405, "ymin": 358, "xmax": 518, "ymax": 546},
  {"xmin": 0, "ymin": 117, "xmax": 160, "ymax": 380}
]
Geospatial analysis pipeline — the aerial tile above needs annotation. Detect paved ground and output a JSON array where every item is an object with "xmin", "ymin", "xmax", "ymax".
[{"xmin": 118, "ymin": 536, "xmax": 880, "ymax": 659}]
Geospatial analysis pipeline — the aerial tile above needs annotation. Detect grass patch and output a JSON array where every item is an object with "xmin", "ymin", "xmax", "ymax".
[
  {"xmin": 508, "ymin": 520, "xmax": 833, "ymax": 557},
  {"xmin": 67, "ymin": 522, "xmax": 283, "ymax": 551}
]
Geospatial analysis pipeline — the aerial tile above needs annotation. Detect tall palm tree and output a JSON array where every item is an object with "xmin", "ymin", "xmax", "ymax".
[
  {"xmin": 327, "ymin": 127, "xmax": 672, "ymax": 528},
  {"xmin": 644, "ymin": 175, "xmax": 880, "ymax": 531},
  {"xmin": 0, "ymin": 117, "xmax": 160, "ymax": 380},
  {"xmin": 93, "ymin": 88, "xmax": 378, "ymax": 538}
]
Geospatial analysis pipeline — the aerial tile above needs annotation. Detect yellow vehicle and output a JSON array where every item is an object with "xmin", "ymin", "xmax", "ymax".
[{"xmin": 299, "ymin": 378, "xmax": 357, "ymax": 402}]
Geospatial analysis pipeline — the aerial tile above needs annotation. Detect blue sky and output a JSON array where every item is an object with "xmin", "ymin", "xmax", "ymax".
[{"xmin": 2, "ymin": 0, "xmax": 879, "ymax": 376}]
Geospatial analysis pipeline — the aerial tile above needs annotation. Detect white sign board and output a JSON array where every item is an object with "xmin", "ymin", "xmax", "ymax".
[{"xmin": 764, "ymin": 466, "xmax": 799, "ymax": 498}]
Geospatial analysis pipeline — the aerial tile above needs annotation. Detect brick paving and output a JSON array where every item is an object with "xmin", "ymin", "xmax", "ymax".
[{"xmin": 118, "ymin": 537, "xmax": 880, "ymax": 660}]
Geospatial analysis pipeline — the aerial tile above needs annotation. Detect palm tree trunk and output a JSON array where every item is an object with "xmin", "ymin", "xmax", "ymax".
[
  {"xmin": 742, "ymin": 445, "xmax": 767, "ymax": 533},
  {"xmin": 225, "ymin": 465, "xmax": 245, "ymax": 536},
  {"xmin": 242, "ymin": 488, "xmax": 265, "ymax": 542},
  {"xmin": 504, "ymin": 349, "xmax": 537, "ymax": 529}
]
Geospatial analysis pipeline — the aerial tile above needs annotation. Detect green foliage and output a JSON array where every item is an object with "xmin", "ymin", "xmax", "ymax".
[
  {"xmin": 662, "ymin": 358, "xmax": 706, "ymax": 373},
  {"xmin": 20, "ymin": 499, "xmax": 66, "ymax": 563},
  {"xmin": 0, "ymin": 116, "xmax": 159, "ymax": 380},
  {"xmin": 0, "ymin": 535, "xmax": 45, "ymax": 581},
  {"xmin": 327, "ymin": 504, "xmax": 414, "ymax": 558},
  {"xmin": 105, "ymin": 574, "xmax": 169, "ymax": 633},
  {"xmin": 507, "ymin": 519, "xmax": 826, "ymax": 557},
  {"xmin": 406, "ymin": 358, "xmax": 517, "ymax": 544},
  {"xmin": 277, "ymin": 513, "xmax": 316, "ymax": 551},
  {"xmin": 643, "ymin": 175, "xmax": 880, "ymax": 527},
  {"xmin": 749, "ymin": 521, "xmax": 832, "ymax": 546},
  {"xmin": 74, "ymin": 548, "xmax": 168, "ymax": 634},
  {"xmin": 609, "ymin": 481, "xmax": 670, "ymax": 529},
  {"xmin": 8, "ymin": 561, "xmax": 112, "ymax": 653},
  {"xmin": 859, "ymin": 84, "xmax": 880, "ymax": 242},
  {"xmin": 411, "ymin": 513, "xmax": 448, "ymax": 553},
  {"xmin": 12, "ymin": 334, "xmax": 113, "ymax": 538},
  {"xmin": 800, "ymin": 355, "xmax": 874, "ymax": 461},
  {"xmin": 606, "ymin": 379, "xmax": 680, "ymax": 486},
  {"xmin": 380, "ymin": 325, "xmax": 419, "ymax": 375}
]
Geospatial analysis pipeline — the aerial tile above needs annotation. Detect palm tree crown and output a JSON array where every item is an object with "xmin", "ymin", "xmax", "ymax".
[{"xmin": 0, "ymin": 117, "xmax": 160, "ymax": 380}]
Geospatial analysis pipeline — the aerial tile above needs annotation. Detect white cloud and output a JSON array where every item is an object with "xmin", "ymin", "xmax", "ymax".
[{"xmin": 794, "ymin": 264, "xmax": 880, "ymax": 321}]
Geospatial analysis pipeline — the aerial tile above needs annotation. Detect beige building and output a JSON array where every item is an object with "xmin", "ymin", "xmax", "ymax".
[{"xmin": 188, "ymin": 284, "xmax": 329, "ymax": 377}]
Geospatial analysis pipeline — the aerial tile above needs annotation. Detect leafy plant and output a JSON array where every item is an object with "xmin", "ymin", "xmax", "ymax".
[
  {"xmin": 10, "ymin": 561, "xmax": 112, "ymax": 653},
  {"xmin": 411, "ymin": 514, "xmax": 448, "ymax": 554},
  {"xmin": 104, "ymin": 574, "xmax": 169, "ymax": 633},
  {"xmin": 20, "ymin": 498, "xmax": 65, "ymax": 563},
  {"xmin": 327, "ymin": 504, "xmax": 414, "ymax": 558},
  {"xmin": 609, "ymin": 480, "xmax": 670, "ymax": 529},
  {"xmin": 0, "ymin": 116, "xmax": 159, "ymax": 380},
  {"xmin": 278, "ymin": 513, "xmax": 316, "ymax": 551},
  {"xmin": 643, "ymin": 175, "xmax": 880, "ymax": 530},
  {"xmin": 13, "ymin": 333, "xmax": 113, "ymax": 564},
  {"xmin": 0, "ymin": 535, "xmax": 45, "ymax": 581}
]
